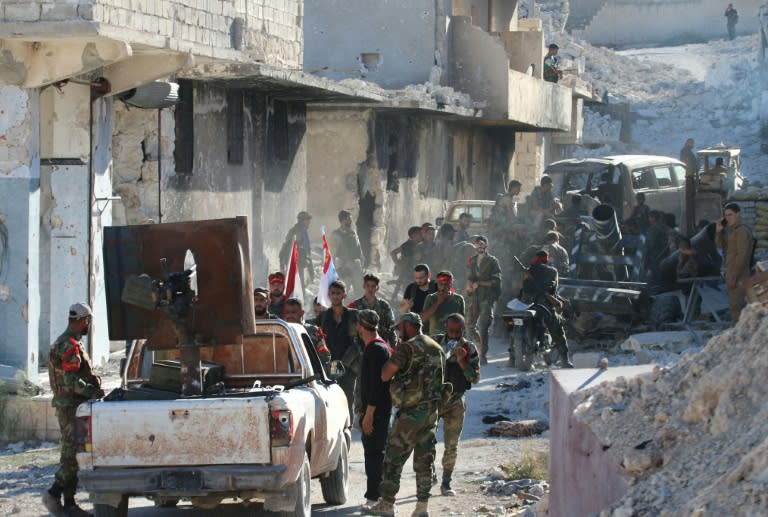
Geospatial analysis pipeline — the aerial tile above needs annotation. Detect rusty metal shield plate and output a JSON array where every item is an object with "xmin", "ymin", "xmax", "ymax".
[{"xmin": 103, "ymin": 217, "xmax": 256, "ymax": 348}]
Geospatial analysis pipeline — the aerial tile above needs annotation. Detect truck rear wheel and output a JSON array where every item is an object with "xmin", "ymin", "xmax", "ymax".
[
  {"xmin": 279, "ymin": 452, "xmax": 311, "ymax": 517},
  {"xmin": 93, "ymin": 496, "xmax": 128, "ymax": 517},
  {"xmin": 320, "ymin": 439, "xmax": 349, "ymax": 504}
]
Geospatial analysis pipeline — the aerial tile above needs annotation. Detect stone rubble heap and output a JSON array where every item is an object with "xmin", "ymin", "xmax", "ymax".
[{"xmin": 571, "ymin": 303, "xmax": 768, "ymax": 515}]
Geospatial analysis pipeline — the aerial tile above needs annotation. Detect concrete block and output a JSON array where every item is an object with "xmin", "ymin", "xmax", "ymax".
[
  {"xmin": 571, "ymin": 352, "xmax": 603, "ymax": 369},
  {"xmin": 4, "ymin": 2, "xmax": 42, "ymax": 22},
  {"xmin": 41, "ymin": 2, "xmax": 78, "ymax": 21},
  {"xmin": 549, "ymin": 366, "xmax": 655, "ymax": 517}
]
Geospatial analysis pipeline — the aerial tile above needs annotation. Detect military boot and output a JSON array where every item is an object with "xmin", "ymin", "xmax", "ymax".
[
  {"xmin": 440, "ymin": 470, "xmax": 456, "ymax": 496},
  {"xmin": 411, "ymin": 500, "xmax": 430, "ymax": 517},
  {"xmin": 62, "ymin": 503, "xmax": 92, "ymax": 517},
  {"xmin": 365, "ymin": 498, "xmax": 395, "ymax": 517},
  {"xmin": 42, "ymin": 491, "xmax": 64, "ymax": 517}
]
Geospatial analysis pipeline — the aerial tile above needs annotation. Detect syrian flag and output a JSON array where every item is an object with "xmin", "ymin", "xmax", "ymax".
[
  {"xmin": 285, "ymin": 238, "xmax": 303, "ymax": 301},
  {"xmin": 317, "ymin": 227, "xmax": 339, "ymax": 308}
]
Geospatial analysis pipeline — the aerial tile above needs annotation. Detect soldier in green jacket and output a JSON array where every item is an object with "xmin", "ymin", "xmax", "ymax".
[
  {"xmin": 465, "ymin": 235, "xmax": 502, "ymax": 364},
  {"xmin": 43, "ymin": 303, "xmax": 104, "ymax": 517},
  {"xmin": 365, "ymin": 312, "xmax": 446, "ymax": 517},
  {"xmin": 431, "ymin": 313, "xmax": 480, "ymax": 496}
]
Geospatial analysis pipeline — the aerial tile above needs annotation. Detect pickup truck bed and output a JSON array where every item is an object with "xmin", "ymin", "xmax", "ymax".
[{"xmin": 76, "ymin": 321, "xmax": 350, "ymax": 517}]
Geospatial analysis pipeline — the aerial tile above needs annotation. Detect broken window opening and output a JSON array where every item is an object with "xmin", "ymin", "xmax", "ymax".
[
  {"xmin": 360, "ymin": 53, "xmax": 381, "ymax": 73},
  {"xmin": 227, "ymin": 90, "xmax": 244, "ymax": 165},
  {"xmin": 271, "ymin": 99, "xmax": 289, "ymax": 162},
  {"xmin": 174, "ymin": 80, "xmax": 194, "ymax": 175}
]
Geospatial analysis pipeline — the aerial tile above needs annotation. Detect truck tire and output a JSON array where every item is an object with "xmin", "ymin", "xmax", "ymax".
[
  {"xmin": 279, "ymin": 452, "xmax": 311, "ymax": 517},
  {"xmin": 320, "ymin": 439, "xmax": 349, "ymax": 505},
  {"xmin": 93, "ymin": 496, "xmax": 128, "ymax": 517}
]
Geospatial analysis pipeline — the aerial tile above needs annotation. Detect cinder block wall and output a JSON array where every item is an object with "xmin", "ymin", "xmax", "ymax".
[{"xmin": 1, "ymin": 0, "xmax": 304, "ymax": 67}]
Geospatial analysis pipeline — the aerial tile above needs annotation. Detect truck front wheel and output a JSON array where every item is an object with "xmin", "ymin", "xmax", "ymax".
[
  {"xmin": 93, "ymin": 496, "xmax": 128, "ymax": 517},
  {"xmin": 320, "ymin": 439, "xmax": 349, "ymax": 504},
  {"xmin": 279, "ymin": 452, "xmax": 311, "ymax": 517}
]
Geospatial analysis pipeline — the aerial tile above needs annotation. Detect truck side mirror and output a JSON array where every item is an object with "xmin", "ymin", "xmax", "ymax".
[{"xmin": 328, "ymin": 360, "xmax": 346, "ymax": 381}]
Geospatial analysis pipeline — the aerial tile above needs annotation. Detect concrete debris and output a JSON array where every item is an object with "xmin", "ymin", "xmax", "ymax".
[
  {"xmin": 488, "ymin": 419, "xmax": 549, "ymax": 438},
  {"xmin": 495, "ymin": 379, "xmax": 532, "ymax": 392},
  {"xmin": 572, "ymin": 303, "xmax": 768, "ymax": 514},
  {"xmin": 0, "ymin": 364, "xmax": 40, "ymax": 395}
]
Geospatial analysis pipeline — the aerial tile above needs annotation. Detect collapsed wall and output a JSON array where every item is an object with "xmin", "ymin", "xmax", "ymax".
[{"xmin": 572, "ymin": 304, "xmax": 768, "ymax": 515}]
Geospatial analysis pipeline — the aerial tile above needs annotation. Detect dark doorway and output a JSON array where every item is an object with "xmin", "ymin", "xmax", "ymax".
[{"xmin": 357, "ymin": 191, "xmax": 376, "ymax": 268}]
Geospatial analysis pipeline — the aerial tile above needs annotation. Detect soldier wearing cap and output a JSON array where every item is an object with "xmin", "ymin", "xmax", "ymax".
[
  {"xmin": 253, "ymin": 287, "xmax": 278, "ymax": 320},
  {"xmin": 356, "ymin": 309, "xmax": 394, "ymax": 509},
  {"xmin": 465, "ymin": 235, "xmax": 502, "ymax": 365},
  {"xmin": 332, "ymin": 210, "xmax": 365, "ymax": 295},
  {"xmin": 421, "ymin": 271, "xmax": 465, "ymax": 335},
  {"xmin": 430, "ymin": 313, "xmax": 480, "ymax": 496},
  {"xmin": 43, "ymin": 303, "xmax": 104, "ymax": 517},
  {"xmin": 267, "ymin": 272, "xmax": 287, "ymax": 318},
  {"xmin": 365, "ymin": 312, "xmax": 446, "ymax": 517},
  {"xmin": 279, "ymin": 211, "xmax": 314, "ymax": 288}
]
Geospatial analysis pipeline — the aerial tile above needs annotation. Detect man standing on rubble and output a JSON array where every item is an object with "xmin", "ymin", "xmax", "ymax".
[
  {"xmin": 280, "ymin": 211, "xmax": 314, "ymax": 288},
  {"xmin": 522, "ymin": 251, "xmax": 573, "ymax": 368},
  {"xmin": 365, "ymin": 312, "xmax": 445, "ymax": 517},
  {"xmin": 431, "ymin": 313, "xmax": 480, "ymax": 497},
  {"xmin": 43, "ymin": 303, "xmax": 104, "ymax": 517},
  {"xmin": 332, "ymin": 210, "xmax": 365, "ymax": 295},
  {"xmin": 543, "ymin": 44, "xmax": 563, "ymax": 83},
  {"xmin": 716, "ymin": 203, "xmax": 754, "ymax": 323},
  {"xmin": 725, "ymin": 3, "xmax": 739, "ymax": 40},
  {"xmin": 466, "ymin": 235, "xmax": 502, "ymax": 365}
]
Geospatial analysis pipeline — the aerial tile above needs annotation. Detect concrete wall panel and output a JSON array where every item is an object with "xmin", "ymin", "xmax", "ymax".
[
  {"xmin": 549, "ymin": 366, "xmax": 654, "ymax": 516},
  {"xmin": 0, "ymin": 86, "xmax": 40, "ymax": 381},
  {"xmin": 304, "ymin": 0, "xmax": 437, "ymax": 89},
  {"xmin": 574, "ymin": 0, "xmax": 764, "ymax": 47}
]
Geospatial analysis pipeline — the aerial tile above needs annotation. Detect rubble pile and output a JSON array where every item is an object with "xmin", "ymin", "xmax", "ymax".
[{"xmin": 572, "ymin": 303, "xmax": 768, "ymax": 515}]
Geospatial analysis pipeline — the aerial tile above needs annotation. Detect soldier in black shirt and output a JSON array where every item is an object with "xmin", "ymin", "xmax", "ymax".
[
  {"xmin": 357, "ymin": 310, "xmax": 393, "ymax": 508},
  {"xmin": 401, "ymin": 263, "xmax": 438, "ymax": 315}
]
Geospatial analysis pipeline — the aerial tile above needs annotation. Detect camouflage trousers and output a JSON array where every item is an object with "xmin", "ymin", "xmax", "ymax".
[
  {"xmin": 469, "ymin": 300, "xmax": 494, "ymax": 357},
  {"xmin": 437, "ymin": 394, "xmax": 466, "ymax": 472},
  {"xmin": 54, "ymin": 405, "xmax": 79, "ymax": 498},
  {"xmin": 379, "ymin": 403, "xmax": 439, "ymax": 503}
]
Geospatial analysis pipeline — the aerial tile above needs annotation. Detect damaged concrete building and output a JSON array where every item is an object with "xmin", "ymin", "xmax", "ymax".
[
  {"xmin": 303, "ymin": 0, "xmax": 588, "ymax": 267},
  {"xmin": 0, "ymin": 0, "xmax": 585, "ymax": 379}
]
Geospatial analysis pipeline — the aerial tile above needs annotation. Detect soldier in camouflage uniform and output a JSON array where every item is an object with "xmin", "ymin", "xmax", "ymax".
[
  {"xmin": 366, "ymin": 312, "xmax": 446, "ymax": 517},
  {"xmin": 465, "ymin": 235, "xmax": 502, "ymax": 364},
  {"xmin": 349, "ymin": 273, "xmax": 397, "ymax": 348},
  {"xmin": 430, "ymin": 313, "xmax": 480, "ymax": 496},
  {"xmin": 332, "ymin": 210, "xmax": 365, "ymax": 295},
  {"xmin": 283, "ymin": 298, "xmax": 332, "ymax": 370},
  {"xmin": 43, "ymin": 303, "xmax": 104, "ymax": 517}
]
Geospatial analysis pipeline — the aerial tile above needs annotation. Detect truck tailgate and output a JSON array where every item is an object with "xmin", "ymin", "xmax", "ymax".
[{"xmin": 90, "ymin": 398, "xmax": 271, "ymax": 467}]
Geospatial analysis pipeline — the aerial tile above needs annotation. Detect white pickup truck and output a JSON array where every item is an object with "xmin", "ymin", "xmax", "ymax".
[{"xmin": 75, "ymin": 320, "xmax": 351, "ymax": 517}]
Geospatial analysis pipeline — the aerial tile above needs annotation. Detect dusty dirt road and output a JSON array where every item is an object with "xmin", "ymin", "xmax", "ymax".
[{"xmin": 0, "ymin": 334, "xmax": 549, "ymax": 516}]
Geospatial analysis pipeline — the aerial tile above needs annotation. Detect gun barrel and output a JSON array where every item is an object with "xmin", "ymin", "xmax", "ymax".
[{"xmin": 591, "ymin": 204, "xmax": 623, "ymax": 254}]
